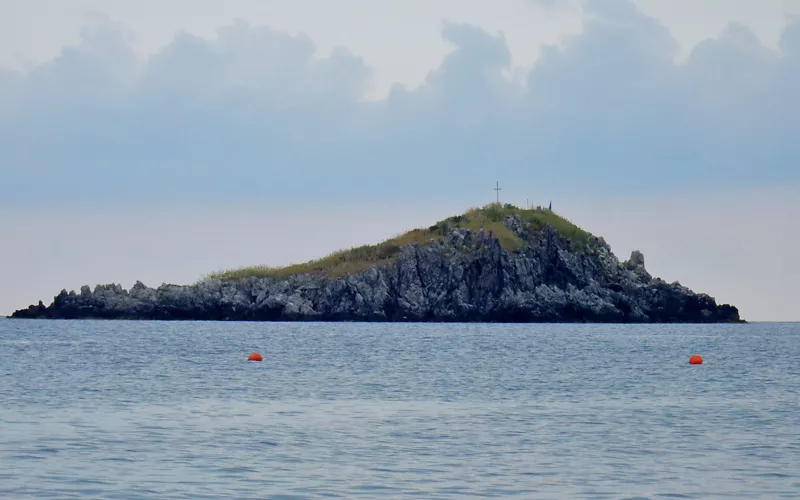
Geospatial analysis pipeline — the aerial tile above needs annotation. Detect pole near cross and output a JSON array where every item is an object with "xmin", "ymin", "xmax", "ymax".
[{"xmin": 494, "ymin": 181, "xmax": 502, "ymax": 205}]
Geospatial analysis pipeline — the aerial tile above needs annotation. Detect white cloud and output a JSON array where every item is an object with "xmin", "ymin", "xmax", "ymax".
[
  {"xmin": 2, "ymin": 5, "xmax": 799, "ymax": 206},
  {"xmin": 634, "ymin": 0, "xmax": 800, "ymax": 59},
  {"xmin": 0, "ymin": 0, "xmax": 583, "ymax": 99},
  {"xmin": 5, "ymin": 0, "xmax": 797, "ymax": 98}
]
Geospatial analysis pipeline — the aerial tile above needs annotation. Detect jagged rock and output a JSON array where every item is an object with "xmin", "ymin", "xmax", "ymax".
[
  {"xmin": 8, "ymin": 218, "xmax": 743, "ymax": 323},
  {"xmin": 627, "ymin": 250, "xmax": 645, "ymax": 269}
]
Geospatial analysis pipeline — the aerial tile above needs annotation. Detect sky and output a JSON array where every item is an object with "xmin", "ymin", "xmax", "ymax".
[{"xmin": 1, "ymin": 0, "xmax": 798, "ymax": 321}]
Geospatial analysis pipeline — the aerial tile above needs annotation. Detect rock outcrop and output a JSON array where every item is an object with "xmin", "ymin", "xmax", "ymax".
[{"xmin": 9, "ymin": 214, "xmax": 743, "ymax": 323}]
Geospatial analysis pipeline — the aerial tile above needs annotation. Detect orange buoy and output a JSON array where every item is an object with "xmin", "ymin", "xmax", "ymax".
[
  {"xmin": 248, "ymin": 352, "xmax": 263, "ymax": 362},
  {"xmin": 689, "ymin": 354, "xmax": 703, "ymax": 365}
]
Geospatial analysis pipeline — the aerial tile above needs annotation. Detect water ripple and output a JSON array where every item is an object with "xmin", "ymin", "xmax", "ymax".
[{"xmin": 1, "ymin": 319, "xmax": 798, "ymax": 498}]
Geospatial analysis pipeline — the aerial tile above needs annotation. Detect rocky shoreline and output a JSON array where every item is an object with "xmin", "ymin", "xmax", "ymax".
[{"xmin": 9, "ymin": 214, "xmax": 743, "ymax": 323}]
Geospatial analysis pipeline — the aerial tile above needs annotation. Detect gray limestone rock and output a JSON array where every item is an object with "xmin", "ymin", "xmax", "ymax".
[{"xmin": 9, "ymin": 217, "xmax": 743, "ymax": 323}]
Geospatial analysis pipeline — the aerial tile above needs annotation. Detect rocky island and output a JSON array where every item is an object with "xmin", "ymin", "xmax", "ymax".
[{"xmin": 9, "ymin": 204, "xmax": 743, "ymax": 323}]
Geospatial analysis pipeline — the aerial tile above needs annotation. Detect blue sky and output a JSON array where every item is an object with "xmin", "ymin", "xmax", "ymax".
[{"xmin": 0, "ymin": 0, "xmax": 798, "ymax": 320}]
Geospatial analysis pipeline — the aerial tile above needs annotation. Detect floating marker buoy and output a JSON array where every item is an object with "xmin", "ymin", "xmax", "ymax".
[
  {"xmin": 248, "ymin": 352, "xmax": 263, "ymax": 362},
  {"xmin": 689, "ymin": 354, "xmax": 703, "ymax": 365}
]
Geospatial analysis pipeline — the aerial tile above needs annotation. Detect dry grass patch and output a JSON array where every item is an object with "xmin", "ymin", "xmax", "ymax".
[{"xmin": 206, "ymin": 203, "xmax": 592, "ymax": 281}]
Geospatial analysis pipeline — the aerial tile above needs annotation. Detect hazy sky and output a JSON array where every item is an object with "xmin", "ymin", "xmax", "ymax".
[{"xmin": 1, "ymin": 0, "xmax": 798, "ymax": 320}]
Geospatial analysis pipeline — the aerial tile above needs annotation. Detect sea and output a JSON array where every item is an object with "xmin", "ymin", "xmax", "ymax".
[{"xmin": 1, "ymin": 319, "xmax": 798, "ymax": 499}]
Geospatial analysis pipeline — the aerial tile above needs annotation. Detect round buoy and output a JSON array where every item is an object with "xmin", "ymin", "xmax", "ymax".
[
  {"xmin": 248, "ymin": 352, "xmax": 263, "ymax": 362},
  {"xmin": 689, "ymin": 354, "xmax": 703, "ymax": 365}
]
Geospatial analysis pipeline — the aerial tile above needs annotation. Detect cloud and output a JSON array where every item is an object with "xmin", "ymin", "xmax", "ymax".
[
  {"xmin": 526, "ymin": 0, "xmax": 576, "ymax": 11},
  {"xmin": 0, "ymin": 0, "xmax": 798, "ymax": 206}
]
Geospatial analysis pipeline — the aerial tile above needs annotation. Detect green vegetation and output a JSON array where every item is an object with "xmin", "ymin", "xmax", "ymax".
[
  {"xmin": 499, "ymin": 203, "xmax": 591, "ymax": 249},
  {"xmin": 206, "ymin": 204, "xmax": 592, "ymax": 282},
  {"xmin": 205, "ymin": 228, "xmax": 433, "ymax": 281}
]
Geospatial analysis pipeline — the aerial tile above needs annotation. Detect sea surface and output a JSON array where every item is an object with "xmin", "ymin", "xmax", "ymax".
[{"xmin": 1, "ymin": 319, "xmax": 798, "ymax": 499}]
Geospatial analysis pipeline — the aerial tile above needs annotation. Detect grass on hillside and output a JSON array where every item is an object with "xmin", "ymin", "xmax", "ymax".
[{"xmin": 205, "ymin": 204, "xmax": 591, "ymax": 281}]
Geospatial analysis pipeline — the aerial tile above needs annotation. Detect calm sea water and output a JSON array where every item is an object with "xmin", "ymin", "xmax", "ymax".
[{"xmin": 1, "ymin": 319, "xmax": 798, "ymax": 499}]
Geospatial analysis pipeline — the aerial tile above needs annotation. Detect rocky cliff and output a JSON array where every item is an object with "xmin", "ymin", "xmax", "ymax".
[{"xmin": 9, "ymin": 209, "xmax": 743, "ymax": 323}]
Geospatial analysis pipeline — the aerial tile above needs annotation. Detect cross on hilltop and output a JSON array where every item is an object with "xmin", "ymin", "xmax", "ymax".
[{"xmin": 495, "ymin": 182, "xmax": 554, "ymax": 212}]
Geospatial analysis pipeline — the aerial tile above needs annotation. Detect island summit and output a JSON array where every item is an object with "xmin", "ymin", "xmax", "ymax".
[{"xmin": 9, "ymin": 204, "xmax": 743, "ymax": 323}]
